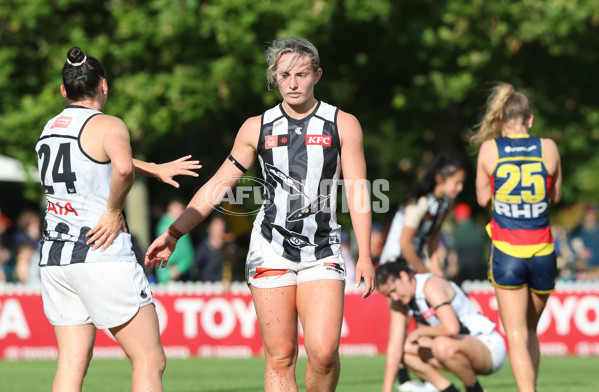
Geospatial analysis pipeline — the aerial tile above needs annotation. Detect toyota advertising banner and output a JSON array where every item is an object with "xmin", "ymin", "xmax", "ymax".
[{"xmin": 0, "ymin": 282, "xmax": 598, "ymax": 360}]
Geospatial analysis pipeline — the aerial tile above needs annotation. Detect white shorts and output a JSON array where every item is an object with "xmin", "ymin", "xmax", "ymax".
[
  {"xmin": 475, "ymin": 330, "xmax": 507, "ymax": 373},
  {"xmin": 246, "ymin": 229, "xmax": 346, "ymax": 288},
  {"xmin": 41, "ymin": 261, "xmax": 153, "ymax": 329}
]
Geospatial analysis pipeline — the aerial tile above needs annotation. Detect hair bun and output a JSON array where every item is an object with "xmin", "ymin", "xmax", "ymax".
[{"xmin": 66, "ymin": 46, "xmax": 87, "ymax": 67}]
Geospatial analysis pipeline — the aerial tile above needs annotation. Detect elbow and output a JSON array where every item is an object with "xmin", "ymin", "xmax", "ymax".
[
  {"xmin": 113, "ymin": 161, "xmax": 135, "ymax": 180},
  {"xmin": 445, "ymin": 324, "xmax": 460, "ymax": 337},
  {"xmin": 552, "ymin": 190, "xmax": 562, "ymax": 205},
  {"xmin": 476, "ymin": 195, "xmax": 490, "ymax": 208}
]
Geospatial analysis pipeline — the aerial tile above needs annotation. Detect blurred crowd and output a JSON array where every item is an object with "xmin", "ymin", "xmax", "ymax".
[{"xmin": 2, "ymin": 200, "xmax": 599, "ymax": 288}]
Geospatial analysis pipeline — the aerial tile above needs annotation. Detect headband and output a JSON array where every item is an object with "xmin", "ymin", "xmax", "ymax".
[{"xmin": 67, "ymin": 55, "xmax": 87, "ymax": 67}]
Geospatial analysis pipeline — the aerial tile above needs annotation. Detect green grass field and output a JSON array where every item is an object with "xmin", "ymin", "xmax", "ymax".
[{"xmin": 1, "ymin": 355, "xmax": 597, "ymax": 391}]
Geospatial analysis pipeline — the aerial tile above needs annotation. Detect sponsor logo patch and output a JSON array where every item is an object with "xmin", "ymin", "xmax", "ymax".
[
  {"xmin": 265, "ymin": 135, "xmax": 278, "ymax": 149},
  {"xmin": 265, "ymin": 134, "xmax": 290, "ymax": 149},
  {"xmin": 51, "ymin": 116, "xmax": 72, "ymax": 129},
  {"xmin": 306, "ymin": 135, "xmax": 332, "ymax": 147}
]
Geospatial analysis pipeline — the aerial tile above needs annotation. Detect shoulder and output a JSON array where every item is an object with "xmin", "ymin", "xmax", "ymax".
[
  {"xmin": 408, "ymin": 196, "xmax": 429, "ymax": 212},
  {"xmin": 477, "ymin": 139, "xmax": 497, "ymax": 171},
  {"xmin": 239, "ymin": 115, "xmax": 262, "ymax": 130},
  {"xmin": 88, "ymin": 113, "xmax": 126, "ymax": 128},
  {"xmin": 236, "ymin": 115, "xmax": 262, "ymax": 147},
  {"xmin": 337, "ymin": 110, "xmax": 363, "ymax": 147},
  {"xmin": 423, "ymin": 275, "xmax": 452, "ymax": 299},
  {"xmin": 479, "ymin": 139, "xmax": 496, "ymax": 155},
  {"xmin": 86, "ymin": 114, "xmax": 128, "ymax": 136},
  {"xmin": 337, "ymin": 110, "xmax": 361, "ymax": 129},
  {"xmin": 541, "ymin": 137, "xmax": 559, "ymax": 153}
]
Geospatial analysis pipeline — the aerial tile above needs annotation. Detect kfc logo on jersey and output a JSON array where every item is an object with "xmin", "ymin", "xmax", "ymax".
[
  {"xmin": 306, "ymin": 135, "xmax": 332, "ymax": 147},
  {"xmin": 51, "ymin": 116, "xmax": 72, "ymax": 129}
]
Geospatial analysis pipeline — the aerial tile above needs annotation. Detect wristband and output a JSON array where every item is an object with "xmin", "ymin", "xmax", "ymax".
[{"xmin": 167, "ymin": 225, "xmax": 184, "ymax": 240}]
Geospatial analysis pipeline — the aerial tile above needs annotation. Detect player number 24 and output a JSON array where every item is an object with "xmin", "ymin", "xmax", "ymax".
[
  {"xmin": 496, "ymin": 162, "xmax": 545, "ymax": 204},
  {"xmin": 38, "ymin": 143, "xmax": 77, "ymax": 195}
]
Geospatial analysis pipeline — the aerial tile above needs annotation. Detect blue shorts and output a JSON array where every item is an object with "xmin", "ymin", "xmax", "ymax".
[{"xmin": 488, "ymin": 244, "xmax": 556, "ymax": 293}]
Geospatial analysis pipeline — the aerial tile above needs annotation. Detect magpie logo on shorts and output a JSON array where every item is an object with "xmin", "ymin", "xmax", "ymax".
[
  {"xmin": 140, "ymin": 290, "xmax": 147, "ymax": 299},
  {"xmin": 328, "ymin": 235, "xmax": 341, "ymax": 244}
]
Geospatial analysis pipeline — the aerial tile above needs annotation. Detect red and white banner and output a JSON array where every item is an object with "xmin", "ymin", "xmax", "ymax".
[{"xmin": 0, "ymin": 283, "xmax": 598, "ymax": 359}]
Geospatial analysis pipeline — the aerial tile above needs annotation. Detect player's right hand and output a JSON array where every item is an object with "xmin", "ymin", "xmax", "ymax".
[{"xmin": 145, "ymin": 232, "xmax": 178, "ymax": 269}]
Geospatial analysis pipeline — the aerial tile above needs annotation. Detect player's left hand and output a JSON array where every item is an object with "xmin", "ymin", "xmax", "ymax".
[
  {"xmin": 155, "ymin": 155, "xmax": 202, "ymax": 188},
  {"xmin": 355, "ymin": 256, "xmax": 375, "ymax": 299}
]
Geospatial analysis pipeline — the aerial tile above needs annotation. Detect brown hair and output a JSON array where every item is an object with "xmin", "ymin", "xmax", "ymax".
[{"xmin": 470, "ymin": 83, "xmax": 531, "ymax": 146}]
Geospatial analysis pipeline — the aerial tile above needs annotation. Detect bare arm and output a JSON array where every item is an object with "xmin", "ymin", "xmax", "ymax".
[
  {"xmin": 399, "ymin": 227, "xmax": 428, "ymax": 273},
  {"xmin": 475, "ymin": 140, "xmax": 496, "ymax": 208},
  {"xmin": 400, "ymin": 198, "xmax": 429, "ymax": 273},
  {"xmin": 338, "ymin": 111, "xmax": 375, "ymax": 299},
  {"xmin": 426, "ymin": 230, "xmax": 444, "ymax": 276},
  {"xmin": 382, "ymin": 300, "xmax": 408, "ymax": 392},
  {"xmin": 145, "ymin": 116, "xmax": 259, "ymax": 269},
  {"xmin": 85, "ymin": 115, "xmax": 135, "ymax": 251},
  {"xmin": 133, "ymin": 155, "xmax": 201, "ymax": 188},
  {"xmin": 406, "ymin": 277, "xmax": 461, "ymax": 342},
  {"xmin": 542, "ymin": 138, "xmax": 562, "ymax": 204}
]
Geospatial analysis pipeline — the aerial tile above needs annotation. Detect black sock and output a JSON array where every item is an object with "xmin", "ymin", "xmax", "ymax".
[
  {"xmin": 466, "ymin": 380, "xmax": 484, "ymax": 392},
  {"xmin": 397, "ymin": 367, "xmax": 411, "ymax": 384},
  {"xmin": 441, "ymin": 385, "xmax": 460, "ymax": 392}
]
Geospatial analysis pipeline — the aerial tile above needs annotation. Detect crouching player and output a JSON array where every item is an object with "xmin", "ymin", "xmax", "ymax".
[{"xmin": 376, "ymin": 258, "xmax": 506, "ymax": 392}]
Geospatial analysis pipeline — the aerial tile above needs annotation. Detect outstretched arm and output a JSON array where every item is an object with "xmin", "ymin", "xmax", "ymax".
[
  {"xmin": 382, "ymin": 300, "xmax": 408, "ymax": 392},
  {"xmin": 338, "ymin": 111, "xmax": 375, "ymax": 299},
  {"xmin": 145, "ymin": 117, "xmax": 259, "ymax": 269},
  {"xmin": 133, "ymin": 155, "xmax": 201, "ymax": 188}
]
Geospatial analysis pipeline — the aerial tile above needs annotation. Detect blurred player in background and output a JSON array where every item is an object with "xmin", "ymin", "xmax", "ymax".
[
  {"xmin": 472, "ymin": 83, "xmax": 562, "ymax": 392},
  {"xmin": 379, "ymin": 155, "xmax": 464, "ymax": 391},
  {"xmin": 376, "ymin": 258, "xmax": 506, "ymax": 392}
]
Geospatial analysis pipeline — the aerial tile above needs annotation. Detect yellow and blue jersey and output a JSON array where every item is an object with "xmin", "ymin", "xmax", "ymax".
[{"xmin": 488, "ymin": 135, "xmax": 554, "ymax": 258}]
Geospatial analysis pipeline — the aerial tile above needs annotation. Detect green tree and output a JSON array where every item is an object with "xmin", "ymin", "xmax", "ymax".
[{"xmin": 1, "ymin": 0, "xmax": 598, "ymax": 227}]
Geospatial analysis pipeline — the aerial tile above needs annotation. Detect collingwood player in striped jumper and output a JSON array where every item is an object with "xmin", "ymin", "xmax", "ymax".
[
  {"xmin": 376, "ymin": 259, "xmax": 506, "ymax": 392},
  {"xmin": 472, "ymin": 83, "xmax": 562, "ymax": 392},
  {"xmin": 146, "ymin": 38, "xmax": 375, "ymax": 391},
  {"xmin": 37, "ymin": 47, "xmax": 200, "ymax": 392}
]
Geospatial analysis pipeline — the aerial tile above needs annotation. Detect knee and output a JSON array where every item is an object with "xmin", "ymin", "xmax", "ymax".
[
  {"xmin": 133, "ymin": 349, "xmax": 166, "ymax": 376},
  {"xmin": 431, "ymin": 337, "xmax": 456, "ymax": 362},
  {"xmin": 265, "ymin": 343, "xmax": 298, "ymax": 370},
  {"xmin": 307, "ymin": 344, "xmax": 339, "ymax": 372}
]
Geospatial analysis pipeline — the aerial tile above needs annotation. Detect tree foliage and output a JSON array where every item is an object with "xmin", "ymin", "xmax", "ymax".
[{"xmin": 1, "ymin": 0, "xmax": 598, "ymax": 225}]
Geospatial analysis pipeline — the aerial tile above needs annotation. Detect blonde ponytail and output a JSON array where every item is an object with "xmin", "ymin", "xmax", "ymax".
[{"xmin": 470, "ymin": 83, "xmax": 515, "ymax": 146}]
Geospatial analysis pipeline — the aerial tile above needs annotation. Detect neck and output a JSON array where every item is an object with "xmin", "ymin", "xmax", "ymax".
[
  {"xmin": 501, "ymin": 123, "xmax": 528, "ymax": 137},
  {"xmin": 68, "ymin": 99, "xmax": 103, "ymax": 111},
  {"xmin": 282, "ymin": 99, "xmax": 318, "ymax": 119}
]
